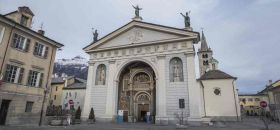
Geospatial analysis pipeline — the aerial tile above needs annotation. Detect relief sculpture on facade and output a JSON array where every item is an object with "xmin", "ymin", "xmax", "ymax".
[{"xmin": 96, "ymin": 64, "xmax": 106, "ymax": 85}]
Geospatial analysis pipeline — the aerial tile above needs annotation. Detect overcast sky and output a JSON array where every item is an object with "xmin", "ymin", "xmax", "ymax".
[{"xmin": 1, "ymin": 0, "xmax": 280, "ymax": 94}]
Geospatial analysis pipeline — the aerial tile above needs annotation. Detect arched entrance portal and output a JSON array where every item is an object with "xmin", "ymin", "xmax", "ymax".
[{"xmin": 117, "ymin": 61, "xmax": 156, "ymax": 123}]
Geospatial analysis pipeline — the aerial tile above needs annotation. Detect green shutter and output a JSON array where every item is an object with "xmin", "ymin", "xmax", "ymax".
[
  {"xmin": 44, "ymin": 46, "xmax": 49, "ymax": 58},
  {"xmin": 33, "ymin": 42, "xmax": 39, "ymax": 55},
  {"xmin": 25, "ymin": 39, "xmax": 30, "ymax": 52},
  {"xmin": 27, "ymin": 70, "xmax": 32, "ymax": 86},
  {"xmin": 39, "ymin": 73, "xmax": 44, "ymax": 87},
  {"xmin": 4, "ymin": 64, "xmax": 11, "ymax": 81},
  {"xmin": 11, "ymin": 33, "xmax": 18, "ymax": 48},
  {"xmin": 18, "ymin": 68, "xmax": 24, "ymax": 84}
]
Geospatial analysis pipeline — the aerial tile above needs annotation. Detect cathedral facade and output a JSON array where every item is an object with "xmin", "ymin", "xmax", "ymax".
[{"xmin": 82, "ymin": 15, "xmax": 240, "ymax": 124}]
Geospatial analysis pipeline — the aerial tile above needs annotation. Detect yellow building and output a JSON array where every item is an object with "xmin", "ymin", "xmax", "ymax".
[
  {"xmin": 259, "ymin": 80, "xmax": 280, "ymax": 121},
  {"xmin": 0, "ymin": 6, "xmax": 63, "ymax": 125},
  {"xmin": 239, "ymin": 94, "xmax": 269, "ymax": 116},
  {"xmin": 50, "ymin": 77, "xmax": 65, "ymax": 106}
]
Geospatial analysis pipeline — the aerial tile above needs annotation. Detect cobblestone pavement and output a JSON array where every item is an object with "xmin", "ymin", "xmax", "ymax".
[{"xmin": 0, "ymin": 117, "xmax": 279, "ymax": 130}]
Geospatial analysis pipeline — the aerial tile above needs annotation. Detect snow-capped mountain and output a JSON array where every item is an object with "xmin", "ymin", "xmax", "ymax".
[
  {"xmin": 53, "ymin": 56, "xmax": 88, "ymax": 79},
  {"xmin": 56, "ymin": 56, "xmax": 88, "ymax": 65}
]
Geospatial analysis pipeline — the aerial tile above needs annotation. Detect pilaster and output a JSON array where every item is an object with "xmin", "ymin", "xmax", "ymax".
[
  {"xmin": 81, "ymin": 64, "xmax": 94, "ymax": 120},
  {"xmin": 155, "ymin": 55, "xmax": 168, "ymax": 124},
  {"xmin": 104, "ymin": 60, "xmax": 117, "ymax": 118},
  {"xmin": 186, "ymin": 53, "xmax": 203, "ymax": 121}
]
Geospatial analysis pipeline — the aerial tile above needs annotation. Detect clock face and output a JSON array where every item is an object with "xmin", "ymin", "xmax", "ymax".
[{"xmin": 214, "ymin": 88, "xmax": 221, "ymax": 95}]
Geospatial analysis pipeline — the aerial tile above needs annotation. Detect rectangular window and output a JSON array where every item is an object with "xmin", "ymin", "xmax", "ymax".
[
  {"xmin": 255, "ymin": 98, "xmax": 260, "ymax": 101},
  {"xmin": 25, "ymin": 101, "xmax": 33, "ymax": 112},
  {"xmin": 54, "ymin": 95, "xmax": 56, "ymax": 100},
  {"xmin": 4, "ymin": 64, "xmax": 24, "ymax": 84},
  {"xmin": 11, "ymin": 33, "xmax": 30, "ymax": 52},
  {"xmin": 27, "ymin": 70, "xmax": 44, "ymax": 87},
  {"xmin": 248, "ymin": 98, "xmax": 253, "ymax": 102},
  {"xmin": 56, "ymin": 86, "xmax": 58, "ymax": 91},
  {"xmin": 34, "ymin": 42, "xmax": 49, "ymax": 58},
  {"xmin": 20, "ymin": 15, "xmax": 28, "ymax": 26},
  {"xmin": 0, "ymin": 26, "xmax": 5, "ymax": 44}
]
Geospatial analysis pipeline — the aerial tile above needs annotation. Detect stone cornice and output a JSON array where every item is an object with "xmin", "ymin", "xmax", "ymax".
[{"xmin": 86, "ymin": 36, "xmax": 196, "ymax": 53}]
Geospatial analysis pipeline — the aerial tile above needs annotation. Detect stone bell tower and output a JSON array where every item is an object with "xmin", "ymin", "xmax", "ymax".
[{"xmin": 197, "ymin": 31, "xmax": 214, "ymax": 76}]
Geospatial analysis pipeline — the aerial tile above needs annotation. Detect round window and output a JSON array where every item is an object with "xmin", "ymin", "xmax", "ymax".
[{"xmin": 214, "ymin": 88, "xmax": 221, "ymax": 95}]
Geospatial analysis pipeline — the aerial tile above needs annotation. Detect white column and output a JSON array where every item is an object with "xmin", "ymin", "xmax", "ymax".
[
  {"xmin": 82, "ymin": 64, "xmax": 94, "ymax": 119},
  {"xmin": 186, "ymin": 53, "xmax": 203, "ymax": 121},
  {"xmin": 156, "ymin": 55, "xmax": 167, "ymax": 124},
  {"xmin": 104, "ymin": 60, "xmax": 117, "ymax": 118}
]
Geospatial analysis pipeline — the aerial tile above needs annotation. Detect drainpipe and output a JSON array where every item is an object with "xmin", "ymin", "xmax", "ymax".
[
  {"xmin": 232, "ymin": 79, "xmax": 239, "ymax": 121},
  {"xmin": 39, "ymin": 45, "xmax": 55, "ymax": 126}
]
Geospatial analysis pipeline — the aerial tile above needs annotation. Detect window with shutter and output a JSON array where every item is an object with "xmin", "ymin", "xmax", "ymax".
[
  {"xmin": 4, "ymin": 64, "xmax": 24, "ymax": 84},
  {"xmin": 34, "ymin": 42, "xmax": 48, "ymax": 57},
  {"xmin": 37, "ymin": 44, "xmax": 44, "ymax": 56},
  {"xmin": 27, "ymin": 70, "xmax": 43, "ymax": 87},
  {"xmin": 11, "ymin": 33, "xmax": 27, "ymax": 51},
  {"xmin": 20, "ymin": 15, "xmax": 29, "ymax": 26}
]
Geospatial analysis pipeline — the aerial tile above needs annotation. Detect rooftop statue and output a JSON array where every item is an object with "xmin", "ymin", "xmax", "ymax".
[
  {"xmin": 92, "ymin": 29, "xmax": 98, "ymax": 43},
  {"xmin": 133, "ymin": 5, "xmax": 142, "ymax": 17},
  {"xmin": 180, "ymin": 11, "xmax": 191, "ymax": 28}
]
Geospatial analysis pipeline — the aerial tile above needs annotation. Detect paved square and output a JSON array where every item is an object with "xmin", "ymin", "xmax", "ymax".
[{"xmin": 1, "ymin": 117, "xmax": 280, "ymax": 130}]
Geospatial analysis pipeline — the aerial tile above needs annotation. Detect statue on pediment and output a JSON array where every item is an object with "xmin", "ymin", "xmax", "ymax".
[
  {"xmin": 92, "ymin": 29, "xmax": 98, "ymax": 43},
  {"xmin": 180, "ymin": 11, "xmax": 191, "ymax": 27},
  {"xmin": 133, "ymin": 5, "xmax": 142, "ymax": 17}
]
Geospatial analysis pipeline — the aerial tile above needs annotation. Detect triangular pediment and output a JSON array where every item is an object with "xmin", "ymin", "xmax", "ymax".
[{"xmin": 84, "ymin": 21, "xmax": 199, "ymax": 52}]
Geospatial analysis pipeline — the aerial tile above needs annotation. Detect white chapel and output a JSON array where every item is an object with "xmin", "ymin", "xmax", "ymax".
[{"xmin": 81, "ymin": 9, "xmax": 240, "ymax": 125}]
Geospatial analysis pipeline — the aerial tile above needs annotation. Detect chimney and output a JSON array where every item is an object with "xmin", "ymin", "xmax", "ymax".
[
  {"xmin": 268, "ymin": 80, "xmax": 273, "ymax": 85},
  {"xmin": 38, "ymin": 29, "xmax": 45, "ymax": 35}
]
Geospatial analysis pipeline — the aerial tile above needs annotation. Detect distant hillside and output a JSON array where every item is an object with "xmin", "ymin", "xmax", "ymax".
[{"xmin": 53, "ymin": 56, "xmax": 88, "ymax": 79}]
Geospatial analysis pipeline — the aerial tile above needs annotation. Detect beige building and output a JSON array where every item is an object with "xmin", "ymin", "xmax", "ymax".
[{"xmin": 0, "ymin": 6, "xmax": 63, "ymax": 125}]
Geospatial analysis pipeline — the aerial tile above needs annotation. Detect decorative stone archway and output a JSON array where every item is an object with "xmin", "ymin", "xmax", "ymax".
[{"xmin": 117, "ymin": 61, "xmax": 156, "ymax": 122}]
